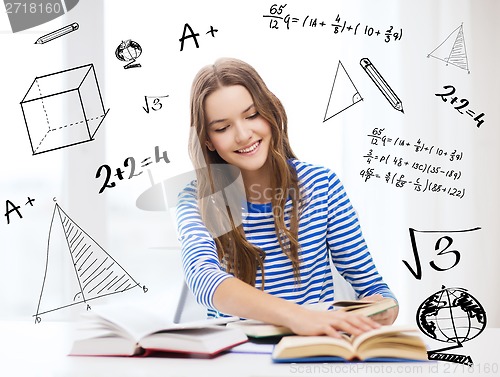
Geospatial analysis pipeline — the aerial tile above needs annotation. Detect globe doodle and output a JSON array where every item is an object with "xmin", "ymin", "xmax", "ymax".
[
  {"xmin": 416, "ymin": 286, "xmax": 486, "ymax": 345},
  {"xmin": 115, "ymin": 39, "xmax": 142, "ymax": 69}
]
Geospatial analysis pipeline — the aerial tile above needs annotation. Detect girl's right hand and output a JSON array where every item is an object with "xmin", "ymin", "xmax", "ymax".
[{"xmin": 284, "ymin": 306, "xmax": 381, "ymax": 338}]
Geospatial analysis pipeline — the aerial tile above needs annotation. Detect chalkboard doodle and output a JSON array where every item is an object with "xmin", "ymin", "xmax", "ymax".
[
  {"xmin": 95, "ymin": 146, "xmax": 170, "ymax": 194},
  {"xmin": 435, "ymin": 85, "xmax": 485, "ymax": 128},
  {"xmin": 323, "ymin": 60, "xmax": 363, "ymax": 122},
  {"xmin": 4, "ymin": 197, "xmax": 35, "ymax": 225},
  {"xmin": 360, "ymin": 128, "xmax": 466, "ymax": 198},
  {"xmin": 20, "ymin": 64, "xmax": 109, "ymax": 155},
  {"xmin": 34, "ymin": 203, "xmax": 147, "ymax": 323},
  {"xmin": 262, "ymin": 4, "xmax": 403, "ymax": 43},
  {"xmin": 428, "ymin": 24, "xmax": 470, "ymax": 73},
  {"xmin": 417, "ymin": 285, "xmax": 486, "ymax": 366}
]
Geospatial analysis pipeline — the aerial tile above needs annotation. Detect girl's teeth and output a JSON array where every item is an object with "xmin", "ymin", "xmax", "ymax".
[{"xmin": 238, "ymin": 141, "xmax": 259, "ymax": 153}]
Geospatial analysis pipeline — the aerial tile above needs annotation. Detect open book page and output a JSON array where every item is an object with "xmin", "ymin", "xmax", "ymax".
[
  {"xmin": 77, "ymin": 304, "xmax": 239, "ymax": 341},
  {"xmin": 333, "ymin": 298, "xmax": 398, "ymax": 317},
  {"xmin": 351, "ymin": 325, "xmax": 428, "ymax": 360},
  {"xmin": 272, "ymin": 335, "xmax": 356, "ymax": 360}
]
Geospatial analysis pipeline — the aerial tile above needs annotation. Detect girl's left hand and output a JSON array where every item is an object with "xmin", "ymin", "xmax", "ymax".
[{"xmin": 360, "ymin": 294, "xmax": 399, "ymax": 325}]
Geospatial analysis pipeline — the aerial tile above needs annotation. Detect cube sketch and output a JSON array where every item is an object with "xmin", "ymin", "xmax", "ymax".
[{"xmin": 20, "ymin": 63, "xmax": 109, "ymax": 155}]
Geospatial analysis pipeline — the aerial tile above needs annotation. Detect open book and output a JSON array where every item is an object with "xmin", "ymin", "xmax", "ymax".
[
  {"xmin": 272, "ymin": 325, "xmax": 428, "ymax": 363},
  {"xmin": 332, "ymin": 297, "xmax": 398, "ymax": 317},
  {"xmin": 69, "ymin": 304, "xmax": 247, "ymax": 357}
]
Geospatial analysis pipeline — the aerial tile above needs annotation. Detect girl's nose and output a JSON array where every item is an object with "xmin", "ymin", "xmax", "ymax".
[{"xmin": 234, "ymin": 122, "xmax": 252, "ymax": 144}]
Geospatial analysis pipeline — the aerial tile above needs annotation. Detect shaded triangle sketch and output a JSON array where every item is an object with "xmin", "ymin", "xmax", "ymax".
[
  {"xmin": 428, "ymin": 24, "xmax": 470, "ymax": 73},
  {"xmin": 323, "ymin": 60, "xmax": 363, "ymax": 122},
  {"xmin": 34, "ymin": 203, "xmax": 146, "ymax": 322}
]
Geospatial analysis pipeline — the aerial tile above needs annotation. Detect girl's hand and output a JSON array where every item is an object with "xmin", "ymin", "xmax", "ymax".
[
  {"xmin": 284, "ymin": 306, "xmax": 381, "ymax": 338},
  {"xmin": 360, "ymin": 294, "xmax": 399, "ymax": 325}
]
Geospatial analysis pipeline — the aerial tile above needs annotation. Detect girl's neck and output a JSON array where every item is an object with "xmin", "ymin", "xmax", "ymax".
[{"xmin": 242, "ymin": 165, "xmax": 273, "ymax": 204}]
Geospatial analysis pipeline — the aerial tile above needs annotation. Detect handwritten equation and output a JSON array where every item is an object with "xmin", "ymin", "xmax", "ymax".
[
  {"xmin": 95, "ymin": 146, "xmax": 170, "ymax": 194},
  {"xmin": 143, "ymin": 95, "xmax": 168, "ymax": 114},
  {"xmin": 435, "ymin": 85, "xmax": 485, "ymax": 128},
  {"xmin": 360, "ymin": 128, "xmax": 466, "ymax": 198},
  {"xmin": 262, "ymin": 4, "xmax": 403, "ymax": 43},
  {"xmin": 4, "ymin": 197, "xmax": 35, "ymax": 224}
]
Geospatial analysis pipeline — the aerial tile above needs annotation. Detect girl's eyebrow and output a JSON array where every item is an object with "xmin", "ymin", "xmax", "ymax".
[{"xmin": 207, "ymin": 104, "xmax": 255, "ymax": 128}]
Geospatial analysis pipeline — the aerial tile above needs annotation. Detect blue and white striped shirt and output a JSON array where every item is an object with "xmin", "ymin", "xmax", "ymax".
[{"xmin": 176, "ymin": 160, "xmax": 395, "ymax": 317}]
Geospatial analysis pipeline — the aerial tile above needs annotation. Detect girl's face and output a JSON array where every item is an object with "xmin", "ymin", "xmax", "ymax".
[{"xmin": 205, "ymin": 85, "xmax": 272, "ymax": 176}]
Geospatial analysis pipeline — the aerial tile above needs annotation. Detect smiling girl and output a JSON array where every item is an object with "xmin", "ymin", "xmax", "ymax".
[{"xmin": 175, "ymin": 58, "xmax": 398, "ymax": 337}]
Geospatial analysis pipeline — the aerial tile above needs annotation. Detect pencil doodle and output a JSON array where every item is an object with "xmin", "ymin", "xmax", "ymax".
[
  {"xmin": 360, "ymin": 58, "xmax": 404, "ymax": 113},
  {"xmin": 428, "ymin": 24, "xmax": 470, "ymax": 73},
  {"xmin": 323, "ymin": 60, "xmax": 363, "ymax": 122},
  {"xmin": 35, "ymin": 22, "xmax": 79, "ymax": 44},
  {"xmin": 417, "ymin": 285, "xmax": 486, "ymax": 366},
  {"xmin": 115, "ymin": 39, "xmax": 142, "ymax": 69},
  {"xmin": 20, "ymin": 63, "xmax": 109, "ymax": 155},
  {"xmin": 34, "ymin": 203, "xmax": 147, "ymax": 323}
]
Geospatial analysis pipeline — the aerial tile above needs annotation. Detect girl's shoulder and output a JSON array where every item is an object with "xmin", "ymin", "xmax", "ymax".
[{"xmin": 288, "ymin": 159, "xmax": 338, "ymax": 183}]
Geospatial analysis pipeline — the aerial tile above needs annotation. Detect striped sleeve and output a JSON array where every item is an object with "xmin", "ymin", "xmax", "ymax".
[
  {"xmin": 325, "ymin": 171, "xmax": 397, "ymax": 302},
  {"xmin": 175, "ymin": 181, "xmax": 233, "ymax": 310}
]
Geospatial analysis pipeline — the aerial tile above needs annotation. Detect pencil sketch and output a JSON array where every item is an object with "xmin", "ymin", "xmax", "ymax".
[
  {"xmin": 360, "ymin": 58, "xmax": 404, "ymax": 113},
  {"xmin": 416, "ymin": 285, "xmax": 486, "ymax": 366},
  {"xmin": 428, "ymin": 24, "xmax": 470, "ymax": 73},
  {"xmin": 323, "ymin": 60, "xmax": 363, "ymax": 122},
  {"xmin": 35, "ymin": 22, "xmax": 79, "ymax": 44},
  {"xmin": 34, "ymin": 203, "xmax": 146, "ymax": 323},
  {"xmin": 20, "ymin": 64, "xmax": 109, "ymax": 155}
]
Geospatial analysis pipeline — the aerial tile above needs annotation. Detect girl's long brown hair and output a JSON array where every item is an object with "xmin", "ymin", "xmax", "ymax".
[{"xmin": 189, "ymin": 57, "xmax": 302, "ymax": 288}]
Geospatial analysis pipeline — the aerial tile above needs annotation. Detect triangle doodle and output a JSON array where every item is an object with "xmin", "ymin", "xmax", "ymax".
[
  {"xmin": 428, "ymin": 24, "xmax": 470, "ymax": 73},
  {"xmin": 323, "ymin": 60, "xmax": 363, "ymax": 122},
  {"xmin": 33, "ymin": 203, "xmax": 146, "ymax": 323}
]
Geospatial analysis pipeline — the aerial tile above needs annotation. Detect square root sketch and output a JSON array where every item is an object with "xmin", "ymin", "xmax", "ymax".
[{"xmin": 20, "ymin": 64, "xmax": 109, "ymax": 155}]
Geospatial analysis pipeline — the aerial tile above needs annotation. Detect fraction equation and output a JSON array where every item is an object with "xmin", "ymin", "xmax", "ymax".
[
  {"xmin": 435, "ymin": 85, "xmax": 485, "ymax": 128},
  {"xmin": 368, "ymin": 128, "xmax": 464, "ymax": 162},
  {"xmin": 362, "ymin": 150, "xmax": 462, "ymax": 180},
  {"xmin": 262, "ymin": 4, "xmax": 403, "ymax": 43},
  {"xmin": 4, "ymin": 197, "xmax": 35, "ymax": 224},
  {"xmin": 359, "ymin": 169, "xmax": 465, "ymax": 199},
  {"xmin": 95, "ymin": 146, "xmax": 170, "ymax": 194}
]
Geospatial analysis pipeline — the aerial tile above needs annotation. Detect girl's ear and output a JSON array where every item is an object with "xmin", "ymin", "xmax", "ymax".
[{"xmin": 206, "ymin": 140, "xmax": 216, "ymax": 152}]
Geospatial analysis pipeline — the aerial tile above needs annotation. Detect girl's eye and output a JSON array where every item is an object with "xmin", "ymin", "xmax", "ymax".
[
  {"xmin": 247, "ymin": 112, "xmax": 259, "ymax": 120},
  {"xmin": 214, "ymin": 125, "xmax": 229, "ymax": 133}
]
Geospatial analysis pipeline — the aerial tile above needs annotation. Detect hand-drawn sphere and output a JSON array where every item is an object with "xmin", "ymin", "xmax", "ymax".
[
  {"xmin": 115, "ymin": 39, "xmax": 142, "ymax": 62},
  {"xmin": 416, "ymin": 286, "xmax": 486, "ymax": 344}
]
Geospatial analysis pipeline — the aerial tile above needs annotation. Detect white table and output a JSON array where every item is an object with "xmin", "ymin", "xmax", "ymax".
[{"xmin": 0, "ymin": 321, "xmax": 498, "ymax": 377}]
